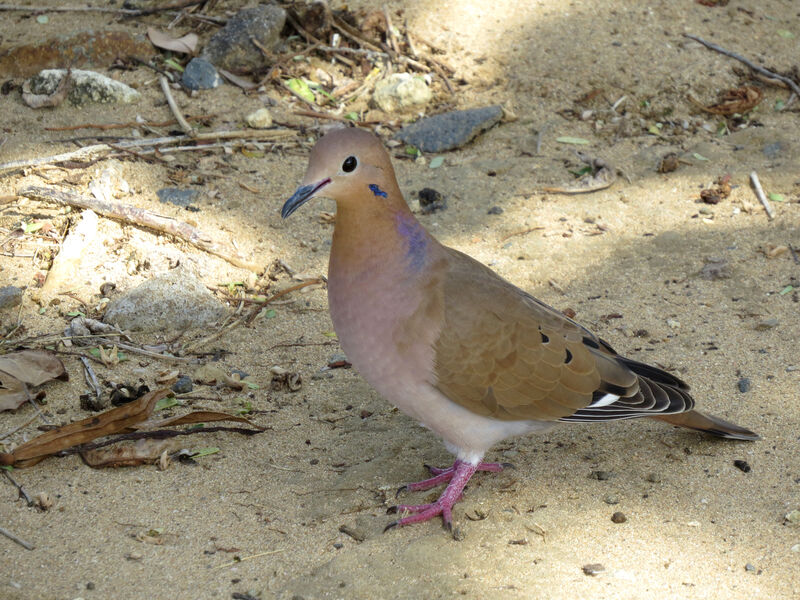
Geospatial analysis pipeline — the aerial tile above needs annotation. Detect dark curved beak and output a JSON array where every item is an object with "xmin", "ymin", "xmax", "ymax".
[{"xmin": 281, "ymin": 178, "xmax": 331, "ymax": 219}]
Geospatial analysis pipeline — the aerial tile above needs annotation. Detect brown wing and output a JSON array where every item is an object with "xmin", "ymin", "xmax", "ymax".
[{"xmin": 433, "ymin": 248, "xmax": 689, "ymax": 422}]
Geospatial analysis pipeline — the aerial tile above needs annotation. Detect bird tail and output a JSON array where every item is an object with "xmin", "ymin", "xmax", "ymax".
[{"xmin": 654, "ymin": 410, "xmax": 760, "ymax": 441}]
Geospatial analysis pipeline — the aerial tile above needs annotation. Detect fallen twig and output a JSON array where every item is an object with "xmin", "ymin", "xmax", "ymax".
[
  {"xmin": 3, "ymin": 469, "xmax": 33, "ymax": 506},
  {"xmin": 683, "ymin": 34, "xmax": 800, "ymax": 101},
  {"xmin": 0, "ymin": 129, "xmax": 297, "ymax": 174},
  {"xmin": 0, "ymin": 0, "xmax": 204, "ymax": 16},
  {"xmin": 17, "ymin": 186, "xmax": 263, "ymax": 273},
  {"xmin": 159, "ymin": 75, "xmax": 193, "ymax": 134},
  {"xmin": 749, "ymin": 171, "xmax": 775, "ymax": 220},
  {"xmin": 80, "ymin": 356, "xmax": 103, "ymax": 405},
  {"xmin": 0, "ymin": 525, "xmax": 34, "ymax": 550},
  {"xmin": 499, "ymin": 226, "xmax": 544, "ymax": 244}
]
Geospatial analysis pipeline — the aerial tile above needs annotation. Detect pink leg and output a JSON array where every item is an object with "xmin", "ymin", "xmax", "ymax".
[
  {"xmin": 400, "ymin": 460, "xmax": 511, "ymax": 493},
  {"xmin": 387, "ymin": 460, "xmax": 511, "ymax": 531}
]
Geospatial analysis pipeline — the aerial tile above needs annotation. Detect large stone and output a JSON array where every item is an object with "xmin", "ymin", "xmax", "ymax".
[
  {"xmin": 372, "ymin": 73, "xmax": 432, "ymax": 112},
  {"xmin": 27, "ymin": 69, "xmax": 140, "ymax": 106},
  {"xmin": 394, "ymin": 105, "xmax": 503, "ymax": 152},
  {"xmin": 201, "ymin": 4, "xmax": 286, "ymax": 72},
  {"xmin": 103, "ymin": 267, "xmax": 229, "ymax": 332}
]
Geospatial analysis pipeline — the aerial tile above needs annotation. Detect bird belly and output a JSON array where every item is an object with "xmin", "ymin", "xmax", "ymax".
[{"xmin": 329, "ymin": 277, "xmax": 554, "ymax": 460}]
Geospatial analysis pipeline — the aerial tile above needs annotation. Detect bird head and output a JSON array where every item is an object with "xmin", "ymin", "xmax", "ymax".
[{"xmin": 281, "ymin": 127, "xmax": 400, "ymax": 219}]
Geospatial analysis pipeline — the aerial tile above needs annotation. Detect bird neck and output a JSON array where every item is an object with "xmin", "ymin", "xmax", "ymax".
[{"xmin": 329, "ymin": 191, "xmax": 433, "ymax": 283}]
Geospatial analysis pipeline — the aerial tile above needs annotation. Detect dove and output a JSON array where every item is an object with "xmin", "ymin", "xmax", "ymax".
[{"xmin": 281, "ymin": 127, "xmax": 759, "ymax": 531}]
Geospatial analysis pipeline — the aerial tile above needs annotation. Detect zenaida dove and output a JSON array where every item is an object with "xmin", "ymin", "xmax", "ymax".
[{"xmin": 282, "ymin": 127, "xmax": 759, "ymax": 531}]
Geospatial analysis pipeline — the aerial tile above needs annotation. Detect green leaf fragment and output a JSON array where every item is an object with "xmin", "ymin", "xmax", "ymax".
[
  {"xmin": 429, "ymin": 156, "xmax": 444, "ymax": 169},
  {"xmin": 286, "ymin": 78, "xmax": 316, "ymax": 103},
  {"xmin": 405, "ymin": 146, "xmax": 422, "ymax": 157},
  {"xmin": 155, "ymin": 396, "xmax": 180, "ymax": 411},
  {"xmin": 768, "ymin": 192, "xmax": 785, "ymax": 202},
  {"xmin": 191, "ymin": 447, "xmax": 220, "ymax": 458},
  {"xmin": 556, "ymin": 136, "xmax": 590, "ymax": 145},
  {"xmin": 344, "ymin": 112, "xmax": 359, "ymax": 121},
  {"xmin": 245, "ymin": 381, "xmax": 260, "ymax": 390},
  {"xmin": 23, "ymin": 222, "xmax": 44, "ymax": 234},
  {"xmin": 67, "ymin": 310, "xmax": 86, "ymax": 318},
  {"xmin": 164, "ymin": 58, "xmax": 184, "ymax": 72},
  {"xmin": 779, "ymin": 285, "xmax": 794, "ymax": 295},
  {"xmin": 692, "ymin": 152, "xmax": 709, "ymax": 161},
  {"xmin": 264, "ymin": 309, "xmax": 276, "ymax": 319},
  {"xmin": 777, "ymin": 30, "xmax": 794, "ymax": 39}
]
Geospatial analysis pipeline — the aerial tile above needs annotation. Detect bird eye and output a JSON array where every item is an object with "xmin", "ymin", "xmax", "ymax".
[{"xmin": 342, "ymin": 156, "xmax": 357, "ymax": 173}]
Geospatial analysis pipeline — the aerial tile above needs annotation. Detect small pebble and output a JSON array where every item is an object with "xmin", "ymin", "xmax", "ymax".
[
  {"xmin": 182, "ymin": 57, "xmax": 222, "ymax": 90},
  {"xmin": 645, "ymin": 472, "xmax": 662, "ymax": 483},
  {"xmin": 611, "ymin": 512, "xmax": 627, "ymax": 523},
  {"xmin": 333, "ymin": 542, "xmax": 343, "ymax": 549},
  {"xmin": 487, "ymin": 206, "xmax": 503, "ymax": 215},
  {"xmin": 755, "ymin": 318, "xmax": 778, "ymax": 331},
  {"xmin": 744, "ymin": 563, "xmax": 756, "ymax": 573},
  {"xmin": 737, "ymin": 377, "xmax": 751, "ymax": 393},
  {"xmin": 86, "ymin": 582, "xmax": 95, "ymax": 590},
  {"xmin": 784, "ymin": 509, "xmax": 800, "ymax": 525},
  {"xmin": 590, "ymin": 470, "xmax": 613, "ymax": 481},
  {"xmin": 418, "ymin": 187, "xmax": 446, "ymax": 213},
  {"xmin": 245, "ymin": 107, "xmax": 273, "ymax": 129},
  {"xmin": 171, "ymin": 375, "xmax": 192, "ymax": 394},
  {"xmin": 582, "ymin": 563, "xmax": 605, "ymax": 576},
  {"xmin": 452, "ymin": 526, "xmax": 466, "ymax": 541},
  {"xmin": 733, "ymin": 459, "xmax": 751, "ymax": 473},
  {"xmin": 603, "ymin": 495, "xmax": 619, "ymax": 505}
]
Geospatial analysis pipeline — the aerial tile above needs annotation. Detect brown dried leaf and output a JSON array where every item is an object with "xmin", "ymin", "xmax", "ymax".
[
  {"xmin": 81, "ymin": 438, "xmax": 175, "ymax": 468},
  {"xmin": 0, "ymin": 373, "xmax": 29, "ymax": 412},
  {"xmin": 0, "ymin": 349, "xmax": 67, "ymax": 386},
  {"xmin": 0, "ymin": 388, "xmax": 171, "ymax": 467},
  {"xmin": 22, "ymin": 67, "xmax": 72, "ymax": 108},
  {"xmin": 136, "ymin": 410, "xmax": 263, "ymax": 431},
  {"xmin": 146, "ymin": 27, "xmax": 198, "ymax": 54},
  {"xmin": 696, "ymin": 86, "xmax": 764, "ymax": 116}
]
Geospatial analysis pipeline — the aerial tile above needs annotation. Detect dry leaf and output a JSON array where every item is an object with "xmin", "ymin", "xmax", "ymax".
[
  {"xmin": 0, "ymin": 350, "xmax": 67, "ymax": 411},
  {"xmin": 147, "ymin": 27, "xmax": 198, "ymax": 54},
  {"xmin": 0, "ymin": 350, "xmax": 67, "ymax": 386},
  {"xmin": 0, "ymin": 372, "xmax": 30, "ymax": 412},
  {"xmin": 22, "ymin": 67, "xmax": 72, "ymax": 108},
  {"xmin": 693, "ymin": 86, "xmax": 764, "ymax": 116},
  {"xmin": 81, "ymin": 438, "xmax": 175, "ymax": 468},
  {"xmin": 136, "ymin": 410, "xmax": 262, "ymax": 430},
  {"xmin": 0, "ymin": 388, "xmax": 171, "ymax": 467}
]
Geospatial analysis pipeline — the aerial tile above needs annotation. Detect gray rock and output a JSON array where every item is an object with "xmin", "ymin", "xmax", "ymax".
[
  {"xmin": 737, "ymin": 377, "xmax": 752, "ymax": 393},
  {"xmin": 182, "ymin": 57, "xmax": 222, "ymax": 90},
  {"xmin": 394, "ymin": 105, "xmax": 503, "ymax": 152},
  {"xmin": 156, "ymin": 187, "xmax": 199, "ymax": 208},
  {"xmin": 172, "ymin": 375, "xmax": 193, "ymax": 394},
  {"xmin": 103, "ymin": 267, "xmax": 229, "ymax": 332},
  {"xmin": 372, "ymin": 73, "xmax": 432, "ymax": 112},
  {"xmin": 487, "ymin": 206, "xmax": 503, "ymax": 215},
  {"xmin": 0, "ymin": 286, "xmax": 23, "ymax": 310},
  {"xmin": 201, "ymin": 4, "xmax": 286, "ymax": 72},
  {"xmin": 27, "ymin": 69, "xmax": 140, "ymax": 105}
]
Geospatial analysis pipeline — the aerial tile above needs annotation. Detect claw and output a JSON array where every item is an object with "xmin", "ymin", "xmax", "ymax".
[
  {"xmin": 395, "ymin": 485, "xmax": 408, "ymax": 498},
  {"xmin": 383, "ymin": 521, "xmax": 399, "ymax": 533},
  {"xmin": 386, "ymin": 506, "xmax": 398, "ymax": 514}
]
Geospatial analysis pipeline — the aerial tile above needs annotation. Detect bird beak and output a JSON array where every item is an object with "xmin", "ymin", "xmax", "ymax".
[{"xmin": 281, "ymin": 178, "xmax": 331, "ymax": 219}]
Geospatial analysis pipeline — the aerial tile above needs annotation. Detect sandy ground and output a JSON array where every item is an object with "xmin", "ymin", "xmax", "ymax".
[{"xmin": 1, "ymin": 1, "xmax": 799, "ymax": 599}]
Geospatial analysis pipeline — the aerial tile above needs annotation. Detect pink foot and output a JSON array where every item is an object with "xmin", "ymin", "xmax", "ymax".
[
  {"xmin": 387, "ymin": 460, "xmax": 511, "ymax": 531},
  {"xmin": 398, "ymin": 460, "xmax": 511, "ymax": 494}
]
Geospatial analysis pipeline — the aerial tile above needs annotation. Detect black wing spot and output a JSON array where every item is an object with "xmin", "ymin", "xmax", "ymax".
[
  {"xmin": 540, "ymin": 332, "xmax": 549, "ymax": 344},
  {"xmin": 564, "ymin": 349, "xmax": 573, "ymax": 364},
  {"xmin": 582, "ymin": 337, "xmax": 599, "ymax": 349}
]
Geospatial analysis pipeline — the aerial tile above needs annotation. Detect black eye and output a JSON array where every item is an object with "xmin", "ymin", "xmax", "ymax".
[{"xmin": 342, "ymin": 156, "xmax": 357, "ymax": 172}]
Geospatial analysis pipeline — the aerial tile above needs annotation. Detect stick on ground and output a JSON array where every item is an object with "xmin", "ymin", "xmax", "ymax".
[
  {"xmin": 683, "ymin": 34, "xmax": 800, "ymax": 99},
  {"xmin": 749, "ymin": 171, "xmax": 775, "ymax": 220},
  {"xmin": 17, "ymin": 186, "xmax": 263, "ymax": 272}
]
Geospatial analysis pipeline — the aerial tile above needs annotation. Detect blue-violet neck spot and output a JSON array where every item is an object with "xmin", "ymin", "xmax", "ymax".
[{"xmin": 369, "ymin": 184, "xmax": 387, "ymax": 198}]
